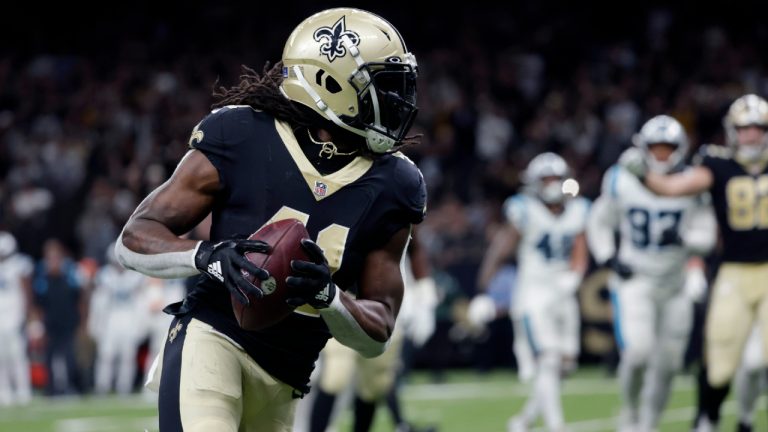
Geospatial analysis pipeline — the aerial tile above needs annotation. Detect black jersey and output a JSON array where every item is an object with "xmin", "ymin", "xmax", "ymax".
[
  {"xmin": 180, "ymin": 105, "xmax": 426, "ymax": 392},
  {"xmin": 697, "ymin": 144, "xmax": 768, "ymax": 263}
]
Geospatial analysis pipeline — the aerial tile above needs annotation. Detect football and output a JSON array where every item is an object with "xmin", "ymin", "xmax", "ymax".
[{"xmin": 232, "ymin": 218, "xmax": 311, "ymax": 331}]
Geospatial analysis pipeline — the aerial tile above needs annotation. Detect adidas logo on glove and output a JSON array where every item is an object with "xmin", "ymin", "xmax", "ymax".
[{"xmin": 208, "ymin": 261, "xmax": 224, "ymax": 282}]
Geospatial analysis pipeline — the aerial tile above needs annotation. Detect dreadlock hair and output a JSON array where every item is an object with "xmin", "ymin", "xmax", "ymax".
[
  {"xmin": 212, "ymin": 62, "xmax": 317, "ymax": 127},
  {"xmin": 212, "ymin": 62, "xmax": 422, "ymax": 156}
]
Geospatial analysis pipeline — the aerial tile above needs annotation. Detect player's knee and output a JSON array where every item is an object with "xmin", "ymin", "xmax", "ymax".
[
  {"xmin": 622, "ymin": 345, "xmax": 652, "ymax": 368},
  {"xmin": 658, "ymin": 342, "xmax": 686, "ymax": 372},
  {"xmin": 707, "ymin": 363, "xmax": 736, "ymax": 388},
  {"xmin": 187, "ymin": 419, "xmax": 237, "ymax": 432},
  {"xmin": 538, "ymin": 352, "xmax": 561, "ymax": 372},
  {"xmin": 319, "ymin": 370, "xmax": 353, "ymax": 395},
  {"xmin": 356, "ymin": 374, "xmax": 395, "ymax": 402}
]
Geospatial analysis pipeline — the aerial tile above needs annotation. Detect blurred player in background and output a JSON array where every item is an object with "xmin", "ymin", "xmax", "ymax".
[
  {"xmin": 88, "ymin": 243, "xmax": 147, "ymax": 395},
  {"xmin": 0, "ymin": 232, "xmax": 33, "ymax": 406},
  {"xmin": 588, "ymin": 115, "xmax": 716, "ymax": 432},
  {"xmin": 733, "ymin": 324, "xmax": 766, "ymax": 431},
  {"xmin": 115, "ymin": 7, "xmax": 425, "ymax": 432},
  {"xmin": 305, "ymin": 230, "xmax": 437, "ymax": 432},
  {"xmin": 33, "ymin": 238, "xmax": 85, "ymax": 396},
  {"xmin": 141, "ymin": 276, "xmax": 186, "ymax": 398},
  {"xmin": 620, "ymin": 94, "xmax": 768, "ymax": 432},
  {"xmin": 477, "ymin": 152, "xmax": 590, "ymax": 432}
]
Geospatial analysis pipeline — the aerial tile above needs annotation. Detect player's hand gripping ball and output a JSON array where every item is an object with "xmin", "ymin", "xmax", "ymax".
[{"xmin": 233, "ymin": 219, "xmax": 311, "ymax": 331}]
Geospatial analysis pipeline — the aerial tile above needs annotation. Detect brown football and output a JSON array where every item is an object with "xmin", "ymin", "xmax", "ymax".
[{"xmin": 232, "ymin": 218, "xmax": 310, "ymax": 331}]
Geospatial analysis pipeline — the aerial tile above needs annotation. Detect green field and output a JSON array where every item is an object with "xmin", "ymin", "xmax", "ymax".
[{"xmin": 0, "ymin": 369, "xmax": 765, "ymax": 432}]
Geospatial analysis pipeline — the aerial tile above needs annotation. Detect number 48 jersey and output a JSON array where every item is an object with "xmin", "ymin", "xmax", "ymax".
[{"xmin": 504, "ymin": 194, "xmax": 590, "ymax": 299}]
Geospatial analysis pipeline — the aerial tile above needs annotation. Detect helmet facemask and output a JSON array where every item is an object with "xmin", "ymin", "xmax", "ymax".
[
  {"xmin": 523, "ymin": 152, "xmax": 572, "ymax": 204},
  {"xmin": 345, "ymin": 58, "xmax": 419, "ymax": 152},
  {"xmin": 538, "ymin": 176, "xmax": 567, "ymax": 204},
  {"xmin": 633, "ymin": 115, "xmax": 689, "ymax": 174},
  {"xmin": 724, "ymin": 94, "xmax": 768, "ymax": 164}
]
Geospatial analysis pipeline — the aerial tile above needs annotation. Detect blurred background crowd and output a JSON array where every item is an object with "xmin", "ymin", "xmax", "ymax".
[{"xmin": 2, "ymin": 0, "xmax": 768, "ymax": 396}]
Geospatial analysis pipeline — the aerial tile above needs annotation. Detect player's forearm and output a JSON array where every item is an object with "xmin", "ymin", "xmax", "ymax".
[
  {"xmin": 319, "ymin": 292, "xmax": 392, "ymax": 357},
  {"xmin": 116, "ymin": 218, "xmax": 201, "ymax": 278},
  {"xmin": 644, "ymin": 172, "xmax": 679, "ymax": 196},
  {"xmin": 477, "ymin": 225, "xmax": 518, "ymax": 289},
  {"xmin": 586, "ymin": 198, "xmax": 617, "ymax": 265},
  {"xmin": 570, "ymin": 235, "xmax": 589, "ymax": 275},
  {"xmin": 645, "ymin": 168, "xmax": 712, "ymax": 197},
  {"xmin": 477, "ymin": 257, "xmax": 500, "ymax": 291}
]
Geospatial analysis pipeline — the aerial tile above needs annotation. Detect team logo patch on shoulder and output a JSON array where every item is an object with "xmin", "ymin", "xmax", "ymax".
[
  {"xmin": 314, "ymin": 180, "xmax": 328, "ymax": 197},
  {"xmin": 313, "ymin": 16, "xmax": 360, "ymax": 62},
  {"xmin": 188, "ymin": 123, "xmax": 204, "ymax": 147},
  {"xmin": 168, "ymin": 321, "xmax": 184, "ymax": 344}
]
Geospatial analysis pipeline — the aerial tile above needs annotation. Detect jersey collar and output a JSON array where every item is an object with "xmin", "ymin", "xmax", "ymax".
[{"xmin": 275, "ymin": 120, "xmax": 373, "ymax": 201}]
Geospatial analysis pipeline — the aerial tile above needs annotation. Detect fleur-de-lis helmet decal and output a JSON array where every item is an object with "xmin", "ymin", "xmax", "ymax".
[
  {"xmin": 281, "ymin": 8, "xmax": 419, "ymax": 154},
  {"xmin": 313, "ymin": 16, "xmax": 360, "ymax": 63}
]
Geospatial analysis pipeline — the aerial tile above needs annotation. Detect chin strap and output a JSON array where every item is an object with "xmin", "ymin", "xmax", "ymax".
[{"xmin": 306, "ymin": 130, "xmax": 358, "ymax": 159}]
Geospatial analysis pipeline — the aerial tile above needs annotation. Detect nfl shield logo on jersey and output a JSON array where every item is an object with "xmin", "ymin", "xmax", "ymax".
[{"xmin": 314, "ymin": 180, "xmax": 328, "ymax": 197}]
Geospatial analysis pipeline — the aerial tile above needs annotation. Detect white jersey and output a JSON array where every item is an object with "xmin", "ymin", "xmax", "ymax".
[
  {"xmin": 89, "ymin": 265, "xmax": 147, "ymax": 341},
  {"xmin": 504, "ymin": 194, "xmax": 590, "ymax": 310},
  {"xmin": 588, "ymin": 165, "xmax": 715, "ymax": 285},
  {"xmin": 0, "ymin": 254, "xmax": 33, "ymax": 331}
]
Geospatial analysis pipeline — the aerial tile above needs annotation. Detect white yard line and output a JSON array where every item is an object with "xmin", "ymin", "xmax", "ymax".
[
  {"xmin": 55, "ymin": 416, "xmax": 158, "ymax": 432},
  {"xmin": 529, "ymin": 399, "xmax": 763, "ymax": 432},
  {"xmin": 403, "ymin": 377, "xmax": 695, "ymax": 401}
]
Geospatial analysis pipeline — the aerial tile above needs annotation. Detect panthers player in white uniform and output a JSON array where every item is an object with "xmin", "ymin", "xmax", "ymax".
[
  {"xmin": 587, "ymin": 116, "xmax": 717, "ymax": 432},
  {"xmin": 0, "ymin": 232, "xmax": 33, "ymax": 406},
  {"xmin": 89, "ymin": 243, "xmax": 148, "ymax": 395},
  {"xmin": 734, "ymin": 323, "xmax": 766, "ymax": 431},
  {"xmin": 478, "ymin": 152, "xmax": 590, "ymax": 432}
]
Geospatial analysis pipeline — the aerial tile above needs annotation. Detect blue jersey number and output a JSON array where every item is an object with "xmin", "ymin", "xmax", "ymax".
[
  {"xmin": 627, "ymin": 208, "xmax": 683, "ymax": 249},
  {"xmin": 536, "ymin": 233, "xmax": 574, "ymax": 261}
]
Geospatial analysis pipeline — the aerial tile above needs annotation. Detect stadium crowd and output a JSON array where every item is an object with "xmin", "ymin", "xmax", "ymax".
[{"xmin": 1, "ymin": 2, "xmax": 768, "ymax": 398}]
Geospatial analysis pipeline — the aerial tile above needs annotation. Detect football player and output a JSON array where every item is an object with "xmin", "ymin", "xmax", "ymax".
[
  {"xmin": 733, "ymin": 323, "xmax": 766, "ymax": 431},
  {"xmin": 303, "ymin": 231, "xmax": 437, "ymax": 432},
  {"xmin": 619, "ymin": 94, "xmax": 768, "ymax": 432},
  {"xmin": 115, "ymin": 8, "xmax": 425, "ymax": 432},
  {"xmin": 0, "ymin": 232, "xmax": 33, "ymax": 406},
  {"xmin": 89, "ymin": 243, "xmax": 147, "ymax": 395},
  {"xmin": 588, "ymin": 115, "xmax": 717, "ymax": 432},
  {"xmin": 477, "ymin": 152, "xmax": 590, "ymax": 432},
  {"xmin": 141, "ymin": 276, "xmax": 186, "ymax": 400}
]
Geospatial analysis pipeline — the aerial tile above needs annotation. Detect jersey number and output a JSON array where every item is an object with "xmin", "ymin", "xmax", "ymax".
[
  {"xmin": 726, "ymin": 176, "xmax": 768, "ymax": 231},
  {"xmin": 627, "ymin": 208, "xmax": 682, "ymax": 248},
  {"xmin": 264, "ymin": 206, "xmax": 350, "ymax": 274},
  {"xmin": 535, "ymin": 233, "xmax": 574, "ymax": 261},
  {"xmin": 264, "ymin": 206, "xmax": 350, "ymax": 316}
]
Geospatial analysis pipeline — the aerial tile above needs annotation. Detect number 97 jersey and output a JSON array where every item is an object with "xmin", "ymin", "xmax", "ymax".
[
  {"xmin": 504, "ymin": 194, "xmax": 590, "ymax": 297},
  {"xmin": 601, "ymin": 165, "xmax": 709, "ymax": 279}
]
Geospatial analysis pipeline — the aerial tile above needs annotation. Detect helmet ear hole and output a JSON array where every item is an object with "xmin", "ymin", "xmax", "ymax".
[
  {"xmin": 313, "ymin": 70, "xmax": 343, "ymax": 94},
  {"xmin": 325, "ymin": 76, "xmax": 342, "ymax": 94}
]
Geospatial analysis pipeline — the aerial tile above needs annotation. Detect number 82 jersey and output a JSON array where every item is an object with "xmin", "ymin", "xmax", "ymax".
[{"xmin": 698, "ymin": 144, "xmax": 768, "ymax": 262}]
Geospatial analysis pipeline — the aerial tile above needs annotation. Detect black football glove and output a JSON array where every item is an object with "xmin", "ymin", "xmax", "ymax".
[
  {"xmin": 194, "ymin": 239, "xmax": 271, "ymax": 306},
  {"xmin": 659, "ymin": 226, "xmax": 682, "ymax": 247},
  {"xmin": 286, "ymin": 239, "xmax": 336, "ymax": 309},
  {"xmin": 606, "ymin": 256, "xmax": 633, "ymax": 280}
]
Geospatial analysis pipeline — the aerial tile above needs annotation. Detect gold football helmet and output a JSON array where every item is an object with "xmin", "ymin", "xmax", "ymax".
[
  {"xmin": 280, "ymin": 8, "xmax": 418, "ymax": 153},
  {"xmin": 723, "ymin": 94, "xmax": 768, "ymax": 163}
]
